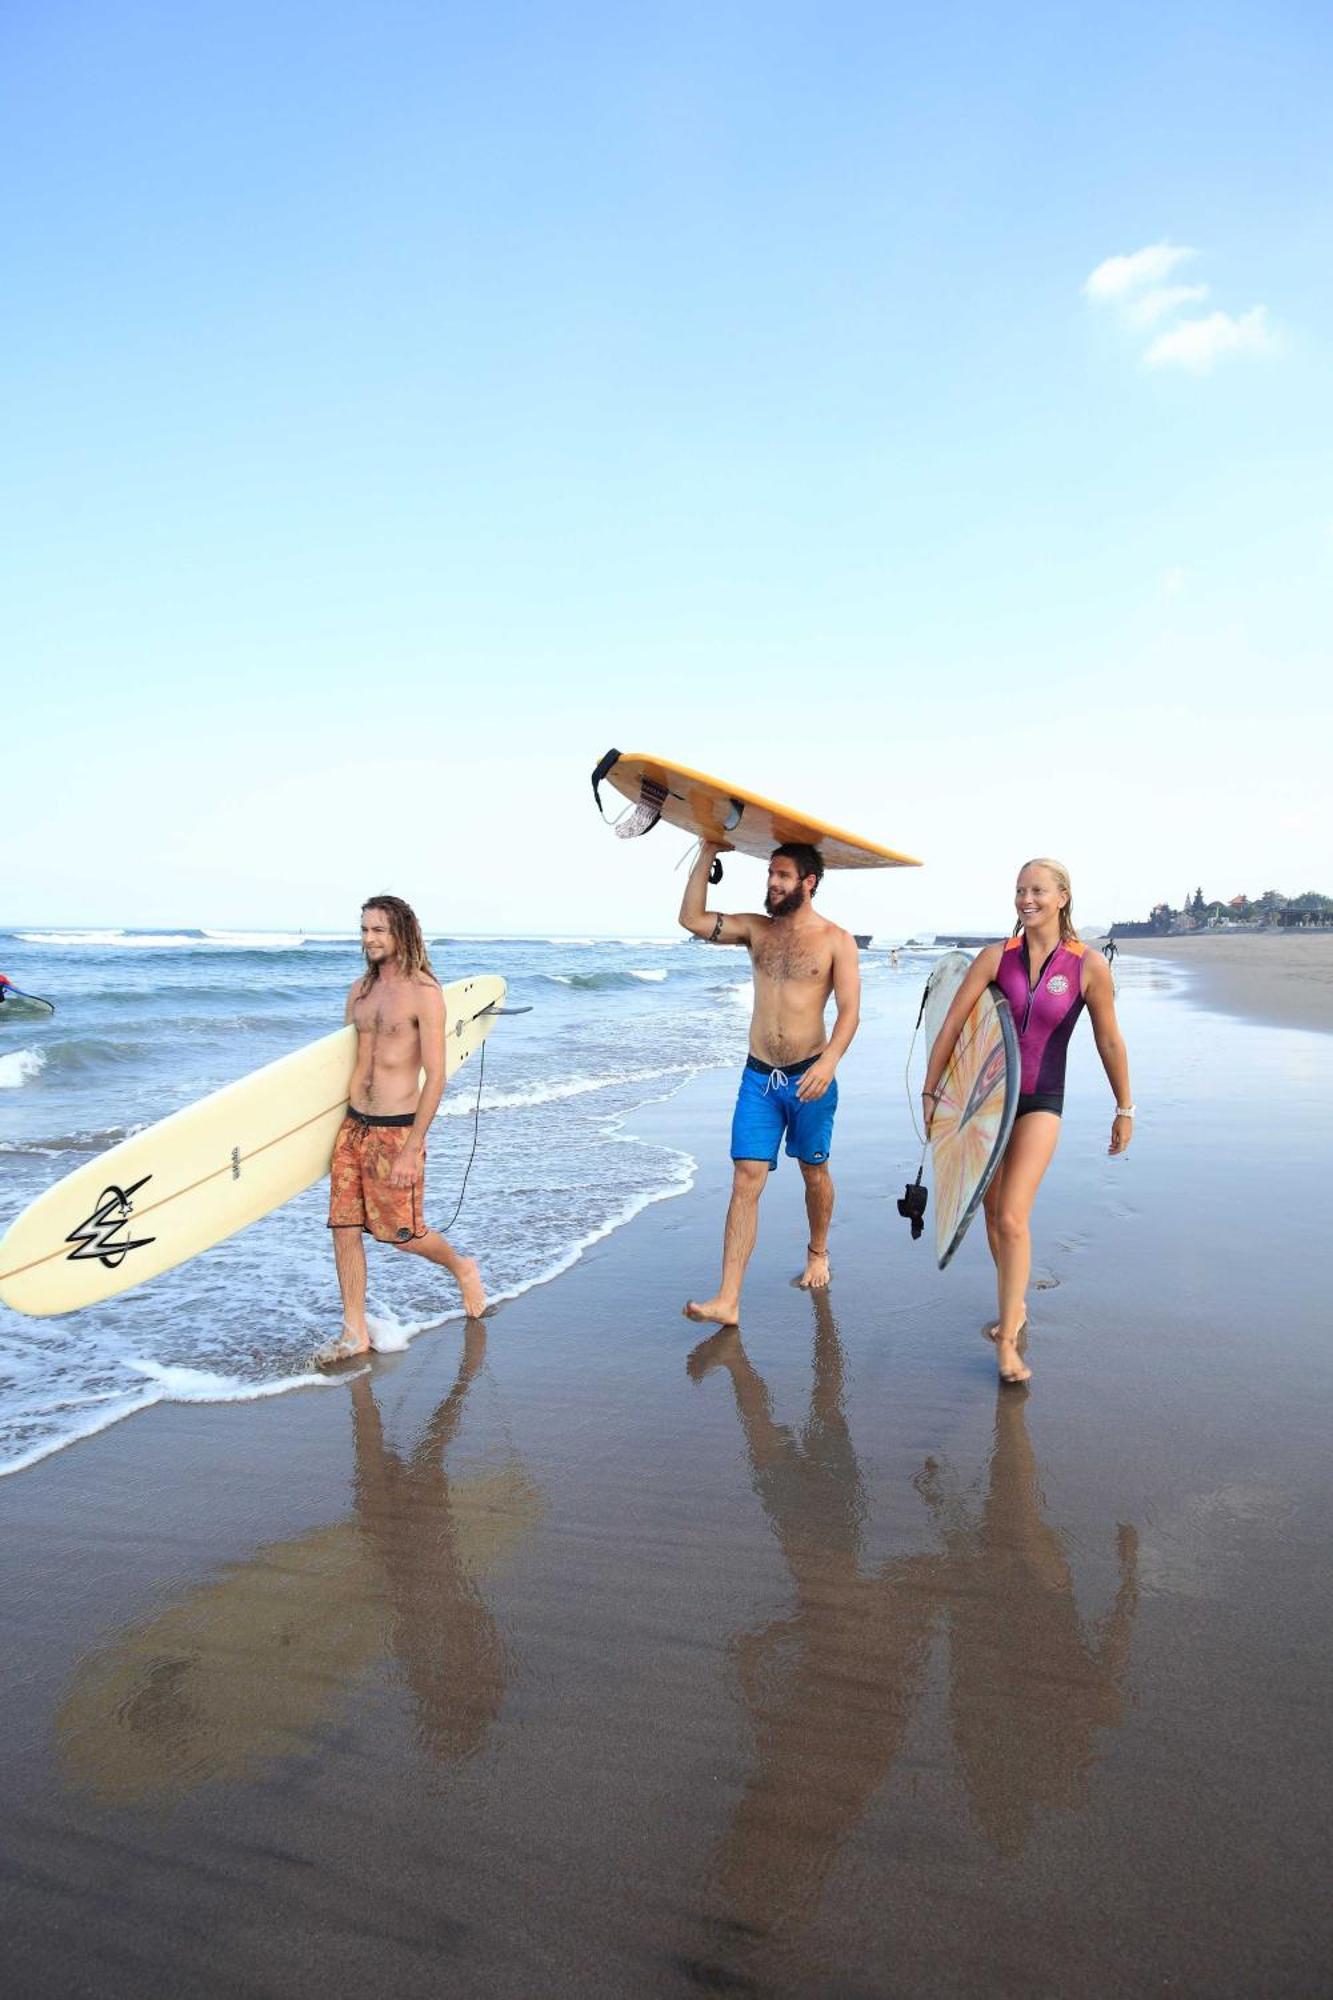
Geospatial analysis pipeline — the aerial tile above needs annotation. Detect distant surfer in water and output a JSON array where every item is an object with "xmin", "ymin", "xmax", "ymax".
[
  {"xmin": 678, "ymin": 840, "xmax": 861, "ymax": 1325},
  {"xmin": 922, "ymin": 860, "xmax": 1133, "ymax": 1385},
  {"xmin": 317, "ymin": 896, "xmax": 486, "ymax": 1365}
]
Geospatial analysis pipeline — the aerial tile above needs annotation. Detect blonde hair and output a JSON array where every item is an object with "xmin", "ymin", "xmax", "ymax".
[
  {"xmin": 359, "ymin": 895, "xmax": 438, "ymax": 988},
  {"xmin": 1013, "ymin": 858, "xmax": 1079, "ymax": 944}
]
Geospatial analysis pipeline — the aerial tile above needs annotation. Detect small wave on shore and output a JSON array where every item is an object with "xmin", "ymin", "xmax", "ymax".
[
  {"xmin": 542, "ymin": 968, "xmax": 670, "ymax": 991},
  {"xmin": 0, "ymin": 1048, "xmax": 46, "ymax": 1090},
  {"xmin": 437, "ymin": 1063, "xmax": 698, "ymax": 1117},
  {"xmin": 0, "ymin": 1123, "xmax": 138, "ymax": 1157},
  {"xmin": 26, "ymin": 1036, "xmax": 151, "ymax": 1077},
  {"xmin": 14, "ymin": 929, "xmax": 339, "ymax": 952}
]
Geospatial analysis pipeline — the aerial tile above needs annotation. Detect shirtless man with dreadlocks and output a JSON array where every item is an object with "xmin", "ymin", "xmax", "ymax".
[{"xmin": 317, "ymin": 895, "xmax": 486, "ymax": 1365}]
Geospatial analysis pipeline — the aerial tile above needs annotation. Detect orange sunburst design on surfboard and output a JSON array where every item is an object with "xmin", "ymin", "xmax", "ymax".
[{"xmin": 931, "ymin": 989, "xmax": 1017, "ymax": 1268}]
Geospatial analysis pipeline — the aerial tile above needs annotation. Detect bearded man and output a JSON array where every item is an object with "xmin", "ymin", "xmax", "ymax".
[{"xmin": 678, "ymin": 841, "xmax": 860, "ymax": 1325}]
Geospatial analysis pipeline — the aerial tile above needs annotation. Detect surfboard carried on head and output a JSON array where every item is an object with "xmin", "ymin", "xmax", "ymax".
[
  {"xmin": 0, "ymin": 974, "xmax": 507, "ymax": 1318},
  {"xmin": 916, "ymin": 950, "xmax": 1018, "ymax": 1268},
  {"xmin": 590, "ymin": 749, "xmax": 921, "ymax": 873}
]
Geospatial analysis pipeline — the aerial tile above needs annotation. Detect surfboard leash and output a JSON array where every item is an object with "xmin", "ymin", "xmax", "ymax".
[
  {"xmin": 436, "ymin": 1001, "xmax": 534, "ymax": 1234},
  {"xmin": 439, "ymin": 1038, "xmax": 487, "ymax": 1235},
  {"xmin": 899, "ymin": 986, "xmax": 930, "ymax": 1239}
]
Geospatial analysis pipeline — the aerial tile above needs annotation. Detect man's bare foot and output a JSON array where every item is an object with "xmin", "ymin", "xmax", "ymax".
[
  {"xmin": 983, "ymin": 1309, "xmax": 1026, "ymax": 1344},
  {"xmin": 314, "ymin": 1327, "xmax": 371, "ymax": 1368},
  {"xmin": 684, "ymin": 1295, "xmax": 740, "ymax": 1327},
  {"xmin": 996, "ymin": 1323, "xmax": 1031, "ymax": 1384},
  {"xmin": 686, "ymin": 1328, "xmax": 742, "ymax": 1382},
  {"xmin": 798, "ymin": 1246, "xmax": 830, "ymax": 1290},
  {"xmin": 456, "ymin": 1257, "xmax": 486, "ymax": 1319}
]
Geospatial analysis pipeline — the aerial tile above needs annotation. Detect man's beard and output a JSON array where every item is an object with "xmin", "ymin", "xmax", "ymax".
[{"xmin": 766, "ymin": 885, "xmax": 805, "ymax": 920}]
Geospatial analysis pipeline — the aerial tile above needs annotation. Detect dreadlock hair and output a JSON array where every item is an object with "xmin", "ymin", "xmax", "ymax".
[
  {"xmin": 771, "ymin": 842, "xmax": 825, "ymax": 894},
  {"xmin": 359, "ymin": 895, "xmax": 438, "ymax": 988},
  {"xmin": 1012, "ymin": 859, "xmax": 1080, "ymax": 945}
]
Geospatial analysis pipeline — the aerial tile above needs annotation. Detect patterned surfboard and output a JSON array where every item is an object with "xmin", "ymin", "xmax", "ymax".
[{"xmin": 921, "ymin": 952, "xmax": 1019, "ymax": 1269}]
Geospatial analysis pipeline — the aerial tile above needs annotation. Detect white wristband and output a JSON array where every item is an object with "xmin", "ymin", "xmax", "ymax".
[{"xmin": 1115, "ymin": 1105, "xmax": 1135, "ymax": 1118}]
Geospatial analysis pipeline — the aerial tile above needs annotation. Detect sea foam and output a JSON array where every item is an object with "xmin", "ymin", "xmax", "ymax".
[
  {"xmin": 0, "ymin": 1048, "xmax": 46, "ymax": 1089},
  {"xmin": 437, "ymin": 1064, "xmax": 697, "ymax": 1117}
]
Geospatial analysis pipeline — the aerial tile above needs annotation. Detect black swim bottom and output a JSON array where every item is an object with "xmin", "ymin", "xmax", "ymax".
[
  {"xmin": 346, "ymin": 1108, "xmax": 417, "ymax": 1127},
  {"xmin": 1015, "ymin": 1091, "xmax": 1063, "ymax": 1120}
]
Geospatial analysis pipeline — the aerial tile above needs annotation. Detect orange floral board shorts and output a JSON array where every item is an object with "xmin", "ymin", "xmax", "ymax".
[{"xmin": 327, "ymin": 1111, "xmax": 427, "ymax": 1243}]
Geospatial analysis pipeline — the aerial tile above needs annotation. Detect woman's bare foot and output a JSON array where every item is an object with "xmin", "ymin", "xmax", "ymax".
[
  {"xmin": 684, "ymin": 1295, "xmax": 740, "ymax": 1326},
  {"xmin": 797, "ymin": 1246, "xmax": 831, "ymax": 1290},
  {"xmin": 456, "ymin": 1257, "xmax": 486, "ymax": 1319},
  {"xmin": 996, "ymin": 1322, "xmax": 1031, "ymax": 1384},
  {"xmin": 983, "ymin": 1306, "xmax": 1027, "ymax": 1344}
]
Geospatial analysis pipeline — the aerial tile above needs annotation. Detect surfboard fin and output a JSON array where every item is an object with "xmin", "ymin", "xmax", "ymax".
[{"xmin": 614, "ymin": 778, "xmax": 667, "ymax": 840}]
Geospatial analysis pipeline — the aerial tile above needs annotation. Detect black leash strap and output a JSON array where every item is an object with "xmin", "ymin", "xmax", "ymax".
[{"xmin": 590, "ymin": 747, "xmax": 621, "ymax": 818}]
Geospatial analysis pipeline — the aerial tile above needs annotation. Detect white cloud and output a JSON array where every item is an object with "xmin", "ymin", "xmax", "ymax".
[
  {"xmin": 1122, "ymin": 283, "xmax": 1210, "ymax": 329},
  {"xmin": 1145, "ymin": 306, "xmax": 1278, "ymax": 372},
  {"xmin": 1083, "ymin": 242, "xmax": 1197, "ymax": 303},
  {"xmin": 1084, "ymin": 243, "xmax": 1281, "ymax": 374}
]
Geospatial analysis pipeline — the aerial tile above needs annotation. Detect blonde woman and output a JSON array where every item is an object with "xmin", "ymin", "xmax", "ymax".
[{"xmin": 922, "ymin": 862, "xmax": 1133, "ymax": 1385}]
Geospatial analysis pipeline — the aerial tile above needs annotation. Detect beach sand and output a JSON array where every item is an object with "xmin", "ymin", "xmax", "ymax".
[
  {"xmin": 1, "ymin": 958, "xmax": 1329, "ymax": 1997},
  {"xmin": 1116, "ymin": 929, "xmax": 1333, "ymax": 1034}
]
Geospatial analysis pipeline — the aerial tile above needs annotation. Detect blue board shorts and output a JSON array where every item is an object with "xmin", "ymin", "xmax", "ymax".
[{"xmin": 731, "ymin": 1053, "xmax": 837, "ymax": 1170}]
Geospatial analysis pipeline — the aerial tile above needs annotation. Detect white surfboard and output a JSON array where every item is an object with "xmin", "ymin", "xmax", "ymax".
[
  {"xmin": 0, "ymin": 974, "xmax": 506, "ymax": 1317},
  {"xmin": 0, "ymin": 985, "xmax": 55, "ymax": 1021}
]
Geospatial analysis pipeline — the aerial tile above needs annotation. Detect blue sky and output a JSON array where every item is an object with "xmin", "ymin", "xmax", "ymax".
[{"xmin": 4, "ymin": 1, "xmax": 1329, "ymax": 937}]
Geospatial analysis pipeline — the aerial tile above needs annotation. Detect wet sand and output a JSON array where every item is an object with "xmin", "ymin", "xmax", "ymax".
[
  {"xmin": 1116, "ymin": 930, "xmax": 1333, "ymax": 1034},
  {"xmin": 1, "ymin": 975, "xmax": 1330, "ymax": 1997}
]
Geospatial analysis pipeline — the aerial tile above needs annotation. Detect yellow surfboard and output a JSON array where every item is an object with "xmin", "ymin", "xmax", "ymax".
[
  {"xmin": 0, "ymin": 974, "xmax": 506, "ymax": 1318},
  {"xmin": 591, "ymin": 749, "xmax": 920, "ymax": 869}
]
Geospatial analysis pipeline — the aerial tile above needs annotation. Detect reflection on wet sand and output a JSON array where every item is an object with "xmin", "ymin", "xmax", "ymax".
[
  {"xmin": 920, "ymin": 1391, "xmax": 1139, "ymax": 1858},
  {"xmin": 348, "ymin": 1329, "xmax": 519, "ymax": 1762},
  {"xmin": 688, "ymin": 1299, "xmax": 939, "ymax": 1939},
  {"xmin": 689, "ymin": 1298, "xmax": 1139, "ymax": 1948},
  {"xmin": 57, "ymin": 1326, "xmax": 542, "ymax": 1801}
]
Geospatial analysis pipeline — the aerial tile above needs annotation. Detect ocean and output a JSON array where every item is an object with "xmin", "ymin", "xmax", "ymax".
[{"xmin": 0, "ymin": 927, "xmax": 926, "ymax": 1476}]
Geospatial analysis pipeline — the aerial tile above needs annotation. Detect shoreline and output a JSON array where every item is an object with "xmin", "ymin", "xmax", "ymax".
[{"xmin": 1114, "ymin": 931, "xmax": 1333, "ymax": 1035}]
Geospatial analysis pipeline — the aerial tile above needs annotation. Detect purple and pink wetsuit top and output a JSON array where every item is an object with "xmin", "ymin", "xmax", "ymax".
[{"xmin": 994, "ymin": 934, "xmax": 1088, "ymax": 1117}]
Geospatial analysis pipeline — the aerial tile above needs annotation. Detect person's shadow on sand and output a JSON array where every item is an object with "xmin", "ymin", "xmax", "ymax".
[
  {"xmin": 56, "ymin": 1325, "xmax": 542, "ymax": 1799},
  {"xmin": 684, "ymin": 1297, "xmax": 1140, "ymax": 1967}
]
